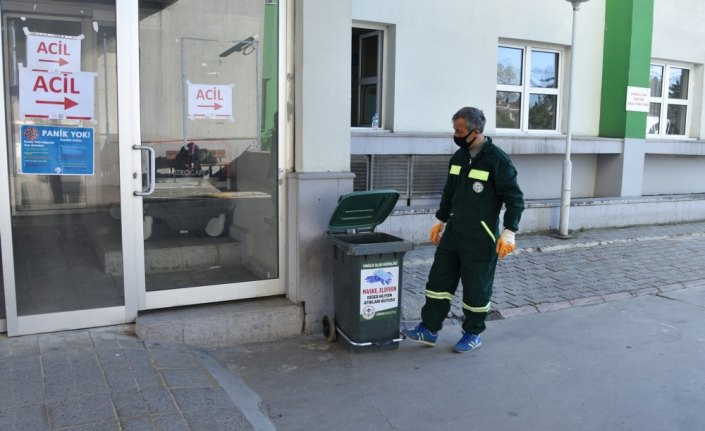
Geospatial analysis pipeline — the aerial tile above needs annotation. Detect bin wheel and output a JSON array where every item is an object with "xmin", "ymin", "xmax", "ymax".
[{"xmin": 322, "ymin": 314, "xmax": 337, "ymax": 342}]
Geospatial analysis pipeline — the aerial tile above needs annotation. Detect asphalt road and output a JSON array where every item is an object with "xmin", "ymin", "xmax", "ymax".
[{"xmin": 210, "ymin": 286, "xmax": 705, "ymax": 431}]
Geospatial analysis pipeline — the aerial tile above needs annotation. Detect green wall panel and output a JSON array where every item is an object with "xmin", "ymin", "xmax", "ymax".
[{"xmin": 599, "ymin": 0, "xmax": 654, "ymax": 139}]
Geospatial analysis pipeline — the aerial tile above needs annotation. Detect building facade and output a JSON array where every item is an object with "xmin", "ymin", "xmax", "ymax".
[{"xmin": 0, "ymin": 0, "xmax": 703, "ymax": 338}]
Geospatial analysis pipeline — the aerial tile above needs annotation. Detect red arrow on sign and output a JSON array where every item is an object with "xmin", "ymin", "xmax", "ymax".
[
  {"xmin": 39, "ymin": 58, "xmax": 69, "ymax": 67},
  {"xmin": 36, "ymin": 97, "xmax": 78, "ymax": 110},
  {"xmin": 197, "ymin": 102, "xmax": 222, "ymax": 110}
]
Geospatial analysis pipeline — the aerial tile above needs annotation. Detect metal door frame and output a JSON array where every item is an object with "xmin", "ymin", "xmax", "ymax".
[
  {"xmin": 0, "ymin": 0, "xmax": 288, "ymax": 334},
  {"xmin": 0, "ymin": 0, "xmax": 139, "ymax": 335},
  {"xmin": 135, "ymin": 0, "xmax": 287, "ymax": 311}
]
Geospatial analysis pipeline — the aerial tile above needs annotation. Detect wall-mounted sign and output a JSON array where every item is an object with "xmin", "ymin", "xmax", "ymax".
[
  {"xmin": 187, "ymin": 81, "xmax": 233, "ymax": 120},
  {"xmin": 626, "ymin": 86, "xmax": 650, "ymax": 113},
  {"xmin": 19, "ymin": 68, "xmax": 96, "ymax": 120},
  {"xmin": 20, "ymin": 125, "xmax": 94, "ymax": 175},
  {"xmin": 25, "ymin": 31, "xmax": 83, "ymax": 73}
]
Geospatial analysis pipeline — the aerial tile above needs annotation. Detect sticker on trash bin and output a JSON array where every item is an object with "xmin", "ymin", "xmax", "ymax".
[{"xmin": 360, "ymin": 266, "xmax": 399, "ymax": 321}]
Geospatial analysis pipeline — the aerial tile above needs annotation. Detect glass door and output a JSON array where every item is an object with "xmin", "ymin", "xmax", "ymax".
[
  {"xmin": 136, "ymin": 0, "xmax": 283, "ymax": 309},
  {"xmin": 0, "ymin": 0, "xmax": 133, "ymax": 334}
]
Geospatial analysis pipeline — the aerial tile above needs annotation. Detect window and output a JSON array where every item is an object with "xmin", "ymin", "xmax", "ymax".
[
  {"xmin": 496, "ymin": 44, "xmax": 562, "ymax": 132},
  {"xmin": 647, "ymin": 63, "xmax": 691, "ymax": 137},
  {"xmin": 352, "ymin": 26, "xmax": 384, "ymax": 128}
]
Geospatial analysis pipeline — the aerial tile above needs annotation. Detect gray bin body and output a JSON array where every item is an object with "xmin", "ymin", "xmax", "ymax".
[{"xmin": 327, "ymin": 232, "xmax": 413, "ymax": 352}]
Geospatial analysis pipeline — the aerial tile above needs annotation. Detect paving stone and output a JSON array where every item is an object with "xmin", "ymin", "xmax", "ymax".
[
  {"xmin": 631, "ymin": 287, "xmax": 660, "ymax": 297},
  {"xmin": 111, "ymin": 389, "xmax": 150, "ymax": 418},
  {"xmin": 46, "ymin": 393, "xmax": 115, "ymax": 429},
  {"xmin": 137, "ymin": 388, "xmax": 176, "ymax": 415},
  {"xmin": 0, "ymin": 335, "xmax": 39, "ymax": 358},
  {"xmin": 96, "ymin": 349, "xmax": 132, "ymax": 369},
  {"xmin": 535, "ymin": 301, "xmax": 572, "ymax": 313},
  {"xmin": 132, "ymin": 369, "xmax": 164, "ymax": 390},
  {"xmin": 63, "ymin": 419, "xmax": 121, "ymax": 430},
  {"xmin": 569, "ymin": 296, "xmax": 605, "ymax": 307},
  {"xmin": 119, "ymin": 416, "xmax": 154, "ymax": 431},
  {"xmin": 103, "ymin": 367, "xmax": 139, "ymax": 392},
  {"xmin": 38, "ymin": 331, "xmax": 94, "ymax": 354},
  {"xmin": 0, "ymin": 379, "xmax": 44, "ymax": 408},
  {"xmin": 182, "ymin": 408, "xmax": 254, "ymax": 431},
  {"xmin": 601, "ymin": 291, "xmax": 635, "ymax": 302},
  {"xmin": 44, "ymin": 377, "xmax": 109, "ymax": 402},
  {"xmin": 149, "ymin": 349, "xmax": 200, "ymax": 369},
  {"xmin": 170, "ymin": 387, "xmax": 236, "ymax": 412},
  {"xmin": 682, "ymin": 279, "xmax": 705, "ymax": 289},
  {"xmin": 0, "ymin": 403, "xmax": 48, "ymax": 431},
  {"xmin": 161, "ymin": 368, "xmax": 217, "ymax": 389},
  {"xmin": 150, "ymin": 413, "xmax": 190, "ymax": 431},
  {"xmin": 498, "ymin": 305, "xmax": 538, "ymax": 318}
]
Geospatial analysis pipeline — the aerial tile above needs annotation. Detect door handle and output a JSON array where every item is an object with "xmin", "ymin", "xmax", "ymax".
[{"xmin": 133, "ymin": 145, "xmax": 156, "ymax": 196}]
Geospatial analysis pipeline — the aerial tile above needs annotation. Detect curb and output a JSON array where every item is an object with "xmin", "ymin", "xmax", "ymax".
[
  {"xmin": 403, "ymin": 231, "xmax": 705, "ymax": 267},
  {"xmin": 515, "ymin": 231, "xmax": 705, "ymax": 255},
  {"xmin": 494, "ymin": 280, "xmax": 705, "ymax": 320}
]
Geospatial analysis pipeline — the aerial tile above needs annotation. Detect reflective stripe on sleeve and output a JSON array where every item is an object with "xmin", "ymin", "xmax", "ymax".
[
  {"xmin": 468, "ymin": 169, "xmax": 489, "ymax": 181},
  {"xmin": 449, "ymin": 165, "xmax": 461, "ymax": 175},
  {"xmin": 424, "ymin": 290, "xmax": 454, "ymax": 301},
  {"xmin": 462, "ymin": 301, "xmax": 491, "ymax": 313},
  {"xmin": 480, "ymin": 221, "xmax": 496, "ymax": 243}
]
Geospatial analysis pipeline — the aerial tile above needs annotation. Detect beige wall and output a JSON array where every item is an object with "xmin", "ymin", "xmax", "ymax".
[{"xmin": 351, "ymin": 0, "xmax": 605, "ymax": 136}]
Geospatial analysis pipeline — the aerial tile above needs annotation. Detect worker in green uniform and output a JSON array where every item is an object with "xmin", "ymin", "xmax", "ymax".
[{"xmin": 402, "ymin": 106, "xmax": 524, "ymax": 353}]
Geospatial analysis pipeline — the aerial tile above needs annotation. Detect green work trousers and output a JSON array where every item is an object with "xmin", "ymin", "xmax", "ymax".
[{"xmin": 421, "ymin": 233, "xmax": 498, "ymax": 335}]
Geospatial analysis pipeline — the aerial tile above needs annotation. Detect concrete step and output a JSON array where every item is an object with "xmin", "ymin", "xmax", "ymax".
[
  {"xmin": 135, "ymin": 297, "xmax": 304, "ymax": 348},
  {"xmin": 87, "ymin": 223, "xmax": 243, "ymax": 275},
  {"xmin": 142, "ymin": 239, "xmax": 242, "ymax": 275}
]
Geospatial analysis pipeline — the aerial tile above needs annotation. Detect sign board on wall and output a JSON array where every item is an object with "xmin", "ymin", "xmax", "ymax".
[
  {"xmin": 626, "ymin": 86, "xmax": 650, "ymax": 112},
  {"xmin": 20, "ymin": 125, "xmax": 94, "ymax": 175},
  {"xmin": 25, "ymin": 32, "xmax": 83, "ymax": 73},
  {"xmin": 19, "ymin": 67, "xmax": 96, "ymax": 120},
  {"xmin": 187, "ymin": 81, "xmax": 234, "ymax": 120}
]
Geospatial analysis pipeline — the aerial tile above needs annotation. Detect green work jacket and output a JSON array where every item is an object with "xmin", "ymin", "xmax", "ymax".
[{"xmin": 436, "ymin": 137, "xmax": 524, "ymax": 244}]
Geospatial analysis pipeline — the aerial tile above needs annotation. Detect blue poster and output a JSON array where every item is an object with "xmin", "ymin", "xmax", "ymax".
[{"xmin": 20, "ymin": 125, "xmax": 94, "ymax": 175}]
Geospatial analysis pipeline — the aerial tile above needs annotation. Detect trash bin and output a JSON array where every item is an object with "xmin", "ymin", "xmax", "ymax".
[{"xmin": 323, "ymin": 190, "xmax": 414, "ymax": 352}]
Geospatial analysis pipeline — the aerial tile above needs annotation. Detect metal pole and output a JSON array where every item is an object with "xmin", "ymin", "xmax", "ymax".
[
  {"xmin": 180, "ymin": 37, "xmax": 188, "ymax": 146},
  {"xmin": 558, "ymin": 2, "xmax": 580, "ymax": 237}
]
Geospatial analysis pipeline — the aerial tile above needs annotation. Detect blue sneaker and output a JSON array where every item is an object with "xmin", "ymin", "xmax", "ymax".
[
  {"xmin": 453, "ymin": 332, "xmax": 482, "ymax": 353},
  {"xmin": 402, "ymin": 323, "xmax": 438, "ymax": 346}
]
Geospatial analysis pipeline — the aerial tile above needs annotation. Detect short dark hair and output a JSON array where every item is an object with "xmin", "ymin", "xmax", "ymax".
[{"xmin": 452, "ymin": 107, "xmax": 486, "ymax": 133}]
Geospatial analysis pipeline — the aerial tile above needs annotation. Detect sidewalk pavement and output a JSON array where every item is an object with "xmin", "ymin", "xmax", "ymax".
[
  {"xmin": 1, "ymin": 220, "xmax": 705, "ymax": 430},
  {"xmin": 0, "ymin": 327, "xmax": 264, "ymax": 431},
  {"xmin": 402, "ymin": 220, "xmax": 705, "ymax": 323}
]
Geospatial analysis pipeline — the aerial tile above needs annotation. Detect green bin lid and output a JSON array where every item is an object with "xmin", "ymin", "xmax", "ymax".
[{"xmin": 328, "ymin": 190, "xmax": 399, "ymax": 234}]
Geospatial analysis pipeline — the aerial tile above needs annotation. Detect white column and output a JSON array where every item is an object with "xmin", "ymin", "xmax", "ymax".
[{"xmin": 294, "ymin": 0, "xmax": 351, "ymax": 172}]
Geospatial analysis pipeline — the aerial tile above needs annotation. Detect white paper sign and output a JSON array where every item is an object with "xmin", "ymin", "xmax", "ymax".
[
  {"xmin": 187, "ymin": 82, "xmax": 233, "ymax": 120},
  {"xmin": 626, "ymin": 86, "xmax": 650, "ymax": 113},
  {"xmin": 26, "ymin": 32, "xmax": 82, "ymax": 73},
  {"xmin": 19, "ymin": 67, "xmax": 96, "ymax": 120}
]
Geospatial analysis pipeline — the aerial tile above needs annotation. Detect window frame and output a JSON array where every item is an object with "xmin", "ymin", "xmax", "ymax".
[
  {"xmin": 351, "ymin": 22, "xmax": 389, "ymax": 130},
  {"xmin": 647, "ymin": 61, "xmax": 692, "ymax": 138},
  {"xmin": 496, "ymin": 42, "xmax": 564, "ymax": 134}
]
